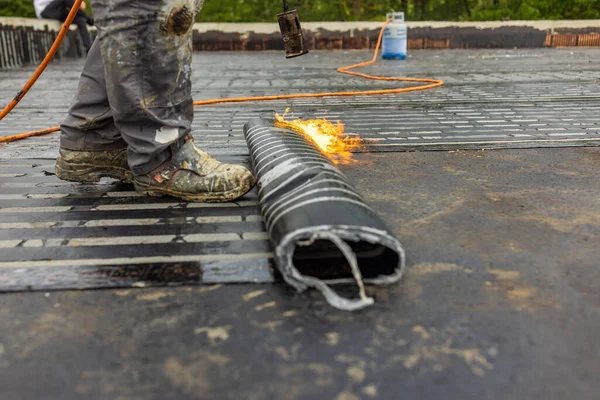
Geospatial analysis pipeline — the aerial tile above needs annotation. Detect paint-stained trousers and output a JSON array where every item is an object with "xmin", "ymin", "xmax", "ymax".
[{"xmin": 60, "ymin": 0, "xmax": 205, "ymax": 176}]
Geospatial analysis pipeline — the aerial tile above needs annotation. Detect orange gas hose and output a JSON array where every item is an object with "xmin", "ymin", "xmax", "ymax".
[
  {"xmin": 0, "ymin": 125, "xmax": 61, "ymax": 143},
  {"xmin": 0, "ymin": 0, "xmax": 83, "ymax": 127},
  {"xmin": 0, "ymin": 16, "xmax": 443, "ymax": 144},
  {"xmin": 194, "ymin": 19, "xmax": 443, "ymax": 106}
]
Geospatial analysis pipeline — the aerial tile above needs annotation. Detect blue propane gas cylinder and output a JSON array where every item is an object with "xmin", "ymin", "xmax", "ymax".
[{"xmin": 382, "ymin": 12, "xmax": 407, "ymax": 60}]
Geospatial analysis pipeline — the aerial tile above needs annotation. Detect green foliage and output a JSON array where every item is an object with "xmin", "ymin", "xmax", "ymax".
[
  {"xmin": 197, "ymin": 0, "xmax": 600, "ymax": 22},
  {"xmin": 0, "ymin": 0, "xmax": 92, "ymax": 18},
  {"xmin": 0, "ymin": 0, "xmax": 36, "ymax": 18},
  {"xmin": 1, "ymin": 0, "xmax": 598, "ymax": 21}
]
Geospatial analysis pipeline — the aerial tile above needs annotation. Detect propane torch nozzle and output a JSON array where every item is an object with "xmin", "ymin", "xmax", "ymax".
[{"xmin": 277, "ymin": 1, "xmax": 309, "ymax": 58}]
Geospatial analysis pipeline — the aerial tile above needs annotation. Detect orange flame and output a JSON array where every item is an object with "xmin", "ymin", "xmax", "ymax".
[{"xmin": 274, "ymin": 109, "xmax": 362, "ymax": 165}]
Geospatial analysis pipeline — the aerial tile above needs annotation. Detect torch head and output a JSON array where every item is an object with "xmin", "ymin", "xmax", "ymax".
[{"xmin": 277, "ymin": 9, "xmax": 309, "ymax": 58}]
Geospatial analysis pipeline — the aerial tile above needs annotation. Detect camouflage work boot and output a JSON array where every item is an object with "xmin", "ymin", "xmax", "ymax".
[
  {"xmin": 55, "ymin": 147, "xmax": 133, "ymax": 183},
  {"xmin": 133, "ymin": 140, "xmax": 256, "ymax": 203}
]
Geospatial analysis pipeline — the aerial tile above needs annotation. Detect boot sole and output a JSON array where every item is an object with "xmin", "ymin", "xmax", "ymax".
[
  {"xmin": 134, "ymin": 181, "xmax": 254, "ymax": 203},
  {"xmin": 55, "ymin": 160, "xmax": 133, "ymax": 184}
]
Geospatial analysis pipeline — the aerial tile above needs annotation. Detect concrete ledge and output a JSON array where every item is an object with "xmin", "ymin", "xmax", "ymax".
[
  {"xmin": 191, "ymin": 20, "xmax": 600, "ymax": 34},
  {"xmin": 190, "ymin": 20, "xmax": 600, "ymax": 51},
  {"xmin": 2, "ymin": 16, "xmax": 598, "ymax": 35},
  {"xmin": 1, "ymin": 17, "xmax": 599, "ymax": 69},
  {"xmin": 0, "ymin": 16, "xmax": 82, "ymax": 31}
]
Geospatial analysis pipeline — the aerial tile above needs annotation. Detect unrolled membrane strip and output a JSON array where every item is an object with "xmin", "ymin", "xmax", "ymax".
[{"xmin": 243, "ymin": 118, "xmax": 406, "ymax": 310}]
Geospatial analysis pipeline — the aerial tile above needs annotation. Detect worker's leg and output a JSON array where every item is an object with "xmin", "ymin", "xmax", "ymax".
[
  {"xmin": 56, "ymin": 38, "xmax": 131, "ymax": 183},
  {"xmin": 39, "ymin": 0, "xmax": 87, "ymax": 21},
  {"xmin": 39, "ymin": 0, "xmax": 67, "ymax": 20},
  {"xmin": 57, "ymin": 0, "xmax": 254, "ymax": 201},
  {"xmin": 92, "ymin": 0, "xmax": 196, "ymax": 175},
  {"xmin": 95, "ymin": 0, "xmax": 253, "ymax": 201},
  {"xmin": 40, "ymin": 0, "xmax": 93, "ymax": 53},
  {"xmin": 61, "ymin": 39, "xmax": 123, "ymax": 150},
  {"xmin": 72, "ymin": 13, "xmax": 93, "ymax": 53}
]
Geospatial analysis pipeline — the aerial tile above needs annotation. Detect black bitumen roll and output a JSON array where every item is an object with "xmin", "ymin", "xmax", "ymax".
[{"xmin": 243, "ymin": 118, "xmax": 405, "ymax": 310}]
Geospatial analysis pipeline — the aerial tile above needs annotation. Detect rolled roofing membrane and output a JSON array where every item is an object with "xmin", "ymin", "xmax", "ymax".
[{"xmin": 243, "ymin": 118, "xmax": 406, "ymax": 310}]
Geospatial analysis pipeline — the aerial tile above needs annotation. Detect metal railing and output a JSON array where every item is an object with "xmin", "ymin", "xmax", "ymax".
[{"xmin": 0, "ymin": 21, "xmax": 84, "ymax": 70}]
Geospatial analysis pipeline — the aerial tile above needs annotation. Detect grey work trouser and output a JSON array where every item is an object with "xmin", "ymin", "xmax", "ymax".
[{"xmin": 60, "ymin": 0, "xmax": 204, "ymax": 176}]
